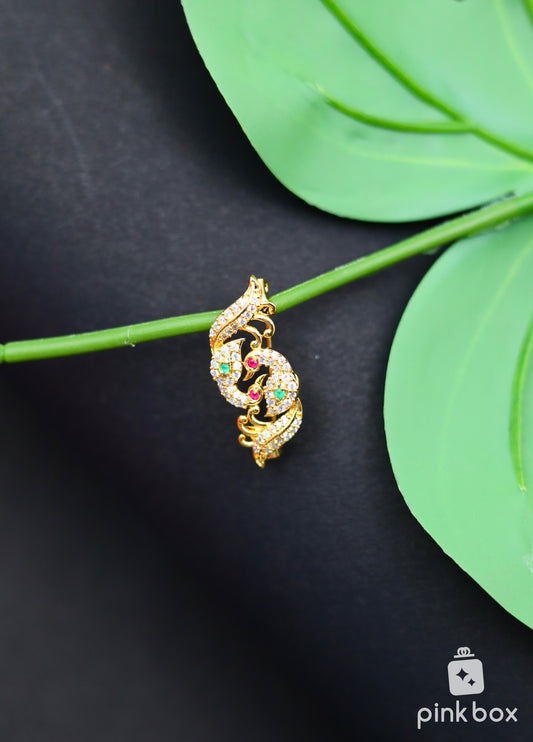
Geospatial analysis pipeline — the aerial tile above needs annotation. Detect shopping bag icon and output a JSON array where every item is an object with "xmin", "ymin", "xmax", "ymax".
[{"xmin": 447, "ymin": 647, "xmax": 484, "ymax": 696}]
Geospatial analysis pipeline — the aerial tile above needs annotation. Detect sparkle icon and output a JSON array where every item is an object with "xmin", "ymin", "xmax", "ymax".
[{"xmin": 447, "ymin": 647, "xmax": 485, "ymax": 696}]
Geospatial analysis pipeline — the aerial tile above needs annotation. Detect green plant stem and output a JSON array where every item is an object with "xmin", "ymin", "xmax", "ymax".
[
  {"xmin": 510, "ymin": 304, "xmax": 533, "ymax": 491},
  {"xmin": 1, "ymin": 192, "xmax": 533, "ymax": 364},
  {"xmin": 273, "ymin": 192, "xmax": 533, "ymax": 309}
]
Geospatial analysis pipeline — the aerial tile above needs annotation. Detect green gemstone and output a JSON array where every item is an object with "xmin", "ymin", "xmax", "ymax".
[
  {"xmin": 220, "ymin": 363, "xmax": 230, "ymax": 375},
  {"xmin": 274, "ymin": 388, "xmax": 286, "ymax": 400}
]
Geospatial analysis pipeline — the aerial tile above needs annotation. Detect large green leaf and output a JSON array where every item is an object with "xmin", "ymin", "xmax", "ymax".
[
  {"xmin": 182, "ymin": 0, "xmax": 533, "ymax": 221},
  {"xmin": 384, "ymin": 215, "xmax": 533, "ymax": 628}
]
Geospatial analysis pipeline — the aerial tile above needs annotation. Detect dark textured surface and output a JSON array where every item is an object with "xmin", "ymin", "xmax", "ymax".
[
  {"xmin": 0, "ymin": 383, "xmax": 347, "ymax": 742},
  {"xmin": 0, "ymin": 1, "xmax": 532, "ymax": 739}
]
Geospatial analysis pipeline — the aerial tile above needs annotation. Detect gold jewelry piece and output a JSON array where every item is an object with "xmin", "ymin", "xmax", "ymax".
[{"xmin": 209, "ymin": 276, "xmax": 302, "ymax": 467}]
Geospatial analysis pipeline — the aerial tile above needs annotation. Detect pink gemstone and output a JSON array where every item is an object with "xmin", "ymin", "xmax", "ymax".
[
  {"xmin": 247, "ymin": 357, "xmax": 259, "ymax": 369},
  {"xmin": 249, "ymin": 388, "xmax": 261, "ymax": 401}
]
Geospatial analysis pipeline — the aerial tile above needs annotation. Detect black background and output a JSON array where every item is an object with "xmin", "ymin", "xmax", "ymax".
[{"xmin": 0, "ymin": 1, "xmax": 532, "ymax": 740}]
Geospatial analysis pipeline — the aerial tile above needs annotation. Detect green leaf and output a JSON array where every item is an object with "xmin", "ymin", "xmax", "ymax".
[
  {"xmin": 384, "ymin": 215, "xmax": 533, "ymax": 628},
  {"xmin": 182, "ymin": 0, "xmax": 533, "ymax": 221}
]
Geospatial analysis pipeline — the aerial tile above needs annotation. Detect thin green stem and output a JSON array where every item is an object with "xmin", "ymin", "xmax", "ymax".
[
  {"xmin": 510, "ymin": 305, "xmax": 533, "ymax": 491},
  {"xmin": 1, "ymin": 192, "xmax": 533, "ymax": 363},
  {"xmin": 0, "ymin": 312, "xmax": 219, "ymax": 364},
  {"xmin": 272, "ymin": 192, "xmax": 533, "ymax": 310},
  {"xmin": 318, "ymin": 87, "xmax": 473, "ymax": 133}
]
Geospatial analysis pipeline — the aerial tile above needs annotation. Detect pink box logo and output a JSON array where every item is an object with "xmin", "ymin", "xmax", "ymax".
[{"xmin": 447, "ymin": 647, "xmax": 484, "ymax": 696}]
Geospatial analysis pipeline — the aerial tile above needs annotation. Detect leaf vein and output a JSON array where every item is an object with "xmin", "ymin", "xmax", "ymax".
[
  {"xmin": 523, "ymin": 0, "xmax": 533, "ymax": 29},
  {"xmin": 495, "ymin": 0, "xmax": 533, "ymax": 99},
  {"xmin": 319, "ymin": 0, "xmax": 533, "ymax": 164},
  {"xmin": 510, "ymin": 305, "xmax": 533, "ymax": 491},
  {"xmin": 438, "ymin": 235, "xmax": 533, "ymax": 497},
  {"xmin": 317, "ymin": 86, "xmax": 473, "ymax": 134}
]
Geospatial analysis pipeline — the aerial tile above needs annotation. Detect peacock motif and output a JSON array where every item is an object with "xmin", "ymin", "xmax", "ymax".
[{"xmin": 210, "ymin": 276, "xmax": 302, "ymax": 467}]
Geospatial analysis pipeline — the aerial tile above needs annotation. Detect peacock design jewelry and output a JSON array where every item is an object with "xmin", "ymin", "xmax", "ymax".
[{"xmin": 209, "ymin": 276, "xmax": 302, "ymax": 467}]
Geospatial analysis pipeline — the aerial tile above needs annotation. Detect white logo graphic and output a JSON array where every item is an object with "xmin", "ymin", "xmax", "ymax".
[
  {"xmin": 447, "ymin": 647, "xmax": 484, "ymax": 696},
  {"xmin": 415, "ymin": 646, "xmax": 518, "ymax": 730}
]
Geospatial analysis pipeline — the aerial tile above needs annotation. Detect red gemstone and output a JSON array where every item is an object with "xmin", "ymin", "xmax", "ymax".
[
  {"xmin": 249, "ymin": 388, "xmax": 261, "ymax": 401},
  {"xmin": 247, "ymin": 357, "xmax": 259, "ymax": 369}
]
